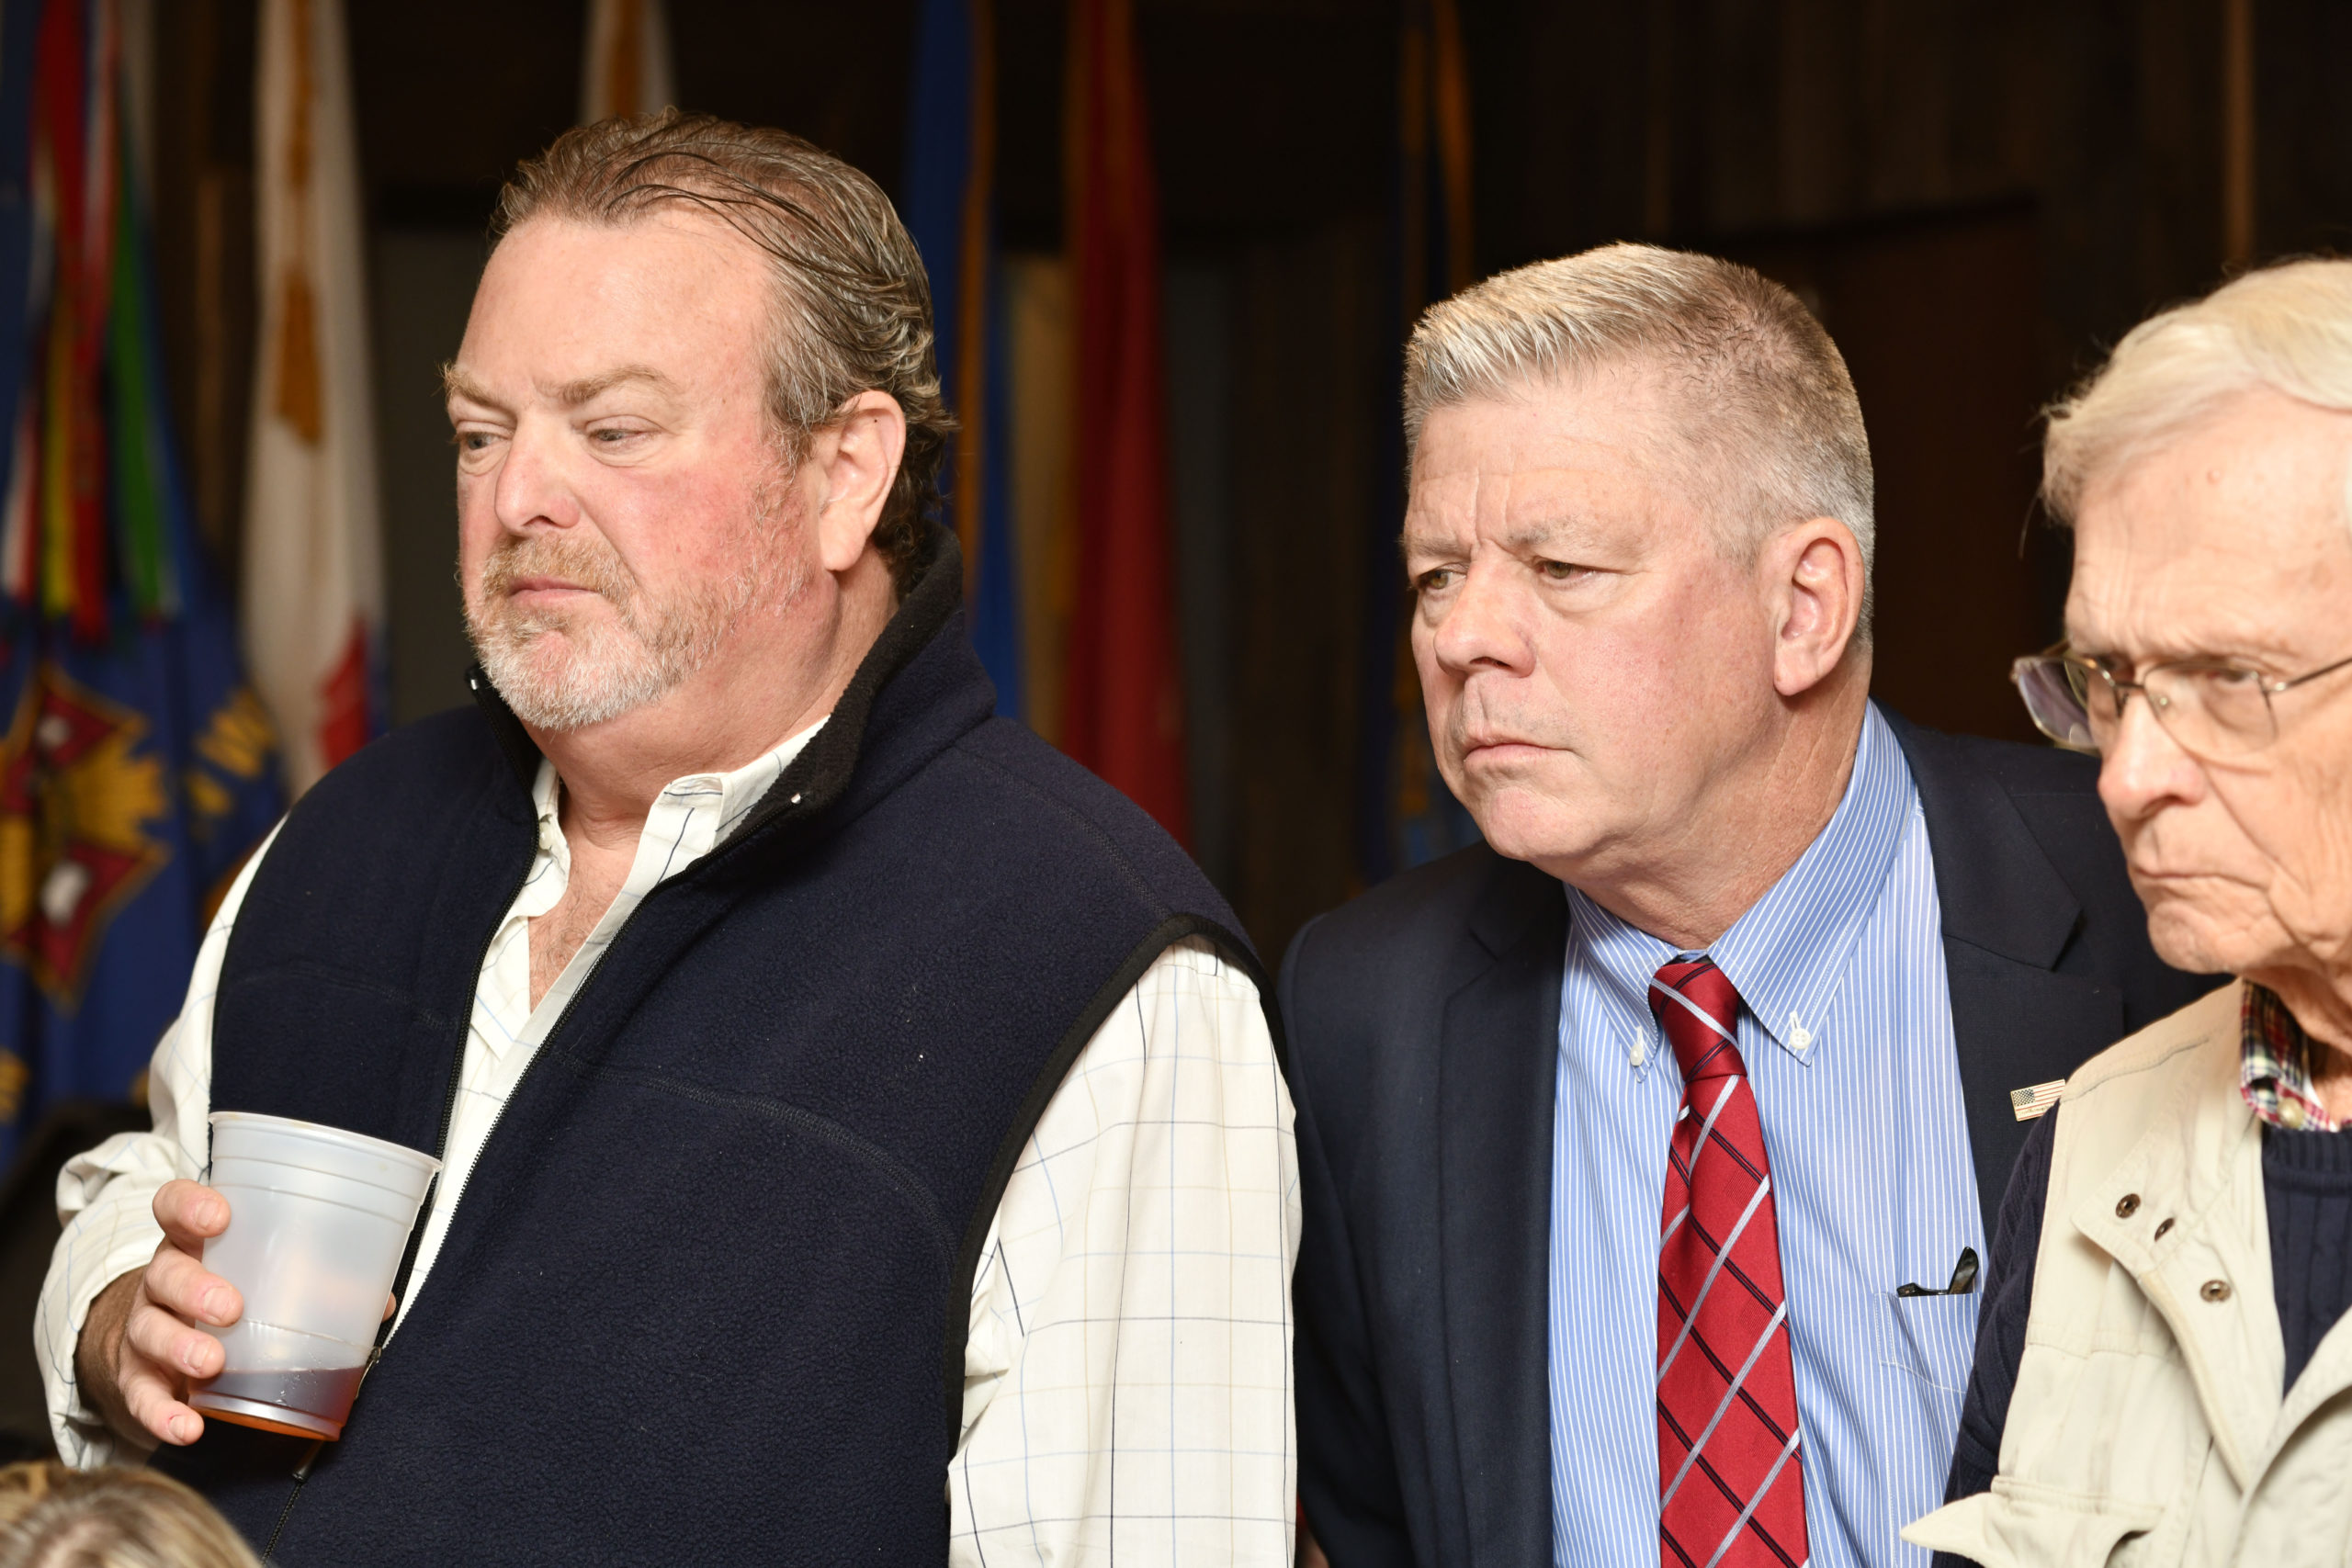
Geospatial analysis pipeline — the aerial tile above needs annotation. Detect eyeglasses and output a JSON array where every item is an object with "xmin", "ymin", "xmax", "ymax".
[{"xmin": 2012, "ymin": 644, "xmax": 2352, "ymax": 758}]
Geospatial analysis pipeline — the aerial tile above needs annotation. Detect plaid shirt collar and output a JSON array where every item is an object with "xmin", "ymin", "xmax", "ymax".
[{"xmin": 2242, "ymin": 982, "xmax": 2345, "ymax": 1133}]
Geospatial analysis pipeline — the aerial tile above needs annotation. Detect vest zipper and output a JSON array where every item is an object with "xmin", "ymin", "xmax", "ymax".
[
  {"xmin": 386, "ymin": 890, "xmax": 650, "ymax": 1303},
  {"xmin": 402, "ymin": 797, "xmax": 798, "ymax": 1303}
]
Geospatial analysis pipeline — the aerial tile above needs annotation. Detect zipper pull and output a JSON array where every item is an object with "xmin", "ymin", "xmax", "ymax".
[{"xmin": 357, "ymin": 1342, "xmax": 383, "ymax": 1390}]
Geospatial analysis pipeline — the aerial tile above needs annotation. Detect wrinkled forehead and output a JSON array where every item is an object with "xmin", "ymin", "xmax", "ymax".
[
  {"xmin": 2068, "ymin": 395, "xmax": 2352, "ymax": 659},
  {"xmin": 457, "ymin": 211, "xmax": 774, "ymax": 400}
]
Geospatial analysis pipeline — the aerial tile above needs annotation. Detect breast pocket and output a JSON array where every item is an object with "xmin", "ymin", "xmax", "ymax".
[{"xmin": 1880, "ymin": 1289, "xmax": 1977, "ymax": 1396}]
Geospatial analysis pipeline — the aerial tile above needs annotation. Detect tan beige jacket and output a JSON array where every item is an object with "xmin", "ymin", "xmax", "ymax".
[{"xmin": 1904, "ymin": 980, "xmax": 2352, "ymax": 1566}]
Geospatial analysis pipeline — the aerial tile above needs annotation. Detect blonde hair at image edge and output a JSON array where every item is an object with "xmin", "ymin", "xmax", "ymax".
[{"xmin": 0, "ymin": 1462, "xmax": 261, "ymax": 1568}]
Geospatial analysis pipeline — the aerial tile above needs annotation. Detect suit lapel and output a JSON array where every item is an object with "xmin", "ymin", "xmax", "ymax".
[
  {"xmin": 1438, "ymin": 855, "xmax": 1566, "ymax": 1566},
  {"xmin": 1889, "ymin": 715, "xmax": 2122, "ymax": 1237}
]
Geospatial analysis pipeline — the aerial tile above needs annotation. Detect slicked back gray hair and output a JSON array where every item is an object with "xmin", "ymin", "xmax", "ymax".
[
  {"xmin": 1404, "ymin": 243, "xmax": 1877, "ymax": 625},
  {"xmin": 494, "ymin": 109, "xmax": 950, "ymax": 595},
  {"xmin": 2044, "ymin": 257, "xmax": 2352, "ymax": 527}
]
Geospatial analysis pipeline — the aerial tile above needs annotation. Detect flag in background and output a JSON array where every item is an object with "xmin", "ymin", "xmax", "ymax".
[
  {"xmin": 1355, "ymin": 0, "xmax": 1480, "ymax": 886},
  {"xmin": 0, "ymin": 0, "xmax": 285, "ymax": 1164},
  {"xmin": 1062, "ymin": 0, "xmax": 1185, "ymax": 843},
  {"xmin": 903, "ymin": 0, "xmax": 1024, "ymax": 718},
  {"xmin": 243, "ymin": 0, "xmax": 383, "ymax": 795},
  {"xmin": 581, "ymin": 0, "xmax": 674, "ymax": 124}
]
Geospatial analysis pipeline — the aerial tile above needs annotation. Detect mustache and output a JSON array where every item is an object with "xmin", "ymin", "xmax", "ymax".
[{"xmin": 475, "ymin": 533, "xmax": 640, "ymax": 610}]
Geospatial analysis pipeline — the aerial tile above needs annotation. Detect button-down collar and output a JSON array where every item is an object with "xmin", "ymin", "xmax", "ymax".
[{"xmin": 1566, "ymin": 704, "xmax": 1915, "ymax": 1072}]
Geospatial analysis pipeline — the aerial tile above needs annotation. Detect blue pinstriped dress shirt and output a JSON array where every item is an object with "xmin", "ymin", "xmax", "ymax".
[{"xmin": 1548, "ymin": 704, "xmax": 1983, "ymax": 1567}]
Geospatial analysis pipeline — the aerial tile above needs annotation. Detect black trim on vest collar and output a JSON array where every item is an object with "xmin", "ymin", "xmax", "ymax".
[
  {"xmin": 732, "ymin": 521, "xmax": 963, "ymax": 844},
  {"xmin": 461, "ymin": 521, "xmax": 966, "ymax": 823},
  {"xmin": 941, "ymin": 913, "xmax": 1283, "ymax": 1452}
]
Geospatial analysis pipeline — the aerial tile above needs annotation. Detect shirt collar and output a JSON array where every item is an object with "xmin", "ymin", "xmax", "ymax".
[
  {"xmin": 2241, "ymin": 981, "xmax": 2342, "ymax": 1133},
  {"xmin": 1564, "ymin": 702, "xmax": 1915, "ymax": 1069},
  {"xmin": 534, "ymin": 714, "xmax": 832, "ymax": 870}
]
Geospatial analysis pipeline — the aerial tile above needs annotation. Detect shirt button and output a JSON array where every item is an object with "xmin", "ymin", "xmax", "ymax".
[
  {"xmin": 2115, "ymin": 1193, "xmax": 2141, "ymax": 1218},
  {"xmin": 2154, "ymin": 1218, "xmax": 2174, "ymax": 1241},
  {"xmin": 2200, "ymin": 1279, "xmax": 2232, "ymax": 1303}
]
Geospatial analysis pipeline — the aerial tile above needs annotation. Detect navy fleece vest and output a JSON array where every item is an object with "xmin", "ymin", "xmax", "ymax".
[{"xmin": 153, "ymin": 535, "xmax": 1265, "ymax": 1565}]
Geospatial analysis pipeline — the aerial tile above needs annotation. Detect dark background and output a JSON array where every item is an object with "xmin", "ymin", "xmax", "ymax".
[{"xmin": 138, "ymin": 0, "xmax": 2341, "ymax": 962}]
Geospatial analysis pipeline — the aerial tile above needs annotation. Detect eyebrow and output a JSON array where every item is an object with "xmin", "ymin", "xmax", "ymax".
[
  {"xmin": 440, "ymin": 363, "xmax": 499, "ymax": 410},
  {"xmin": 438, "ymin": 363, "xmax": 683, "ymax": 411},
  {"xmin": 550, "ymin": 365, "xmax": 682, "ymax": 408}
]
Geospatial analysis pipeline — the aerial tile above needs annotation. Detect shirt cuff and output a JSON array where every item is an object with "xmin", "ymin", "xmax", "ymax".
[{"xmin": 39, "ymin": 1143, "xmax": 183, "ymax": 1466}]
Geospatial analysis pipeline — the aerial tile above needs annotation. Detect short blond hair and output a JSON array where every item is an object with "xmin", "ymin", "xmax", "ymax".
[
  {"xmin": 1402, "ymin": 243, "xmax": 1876, "ymax": 615},
  {"xmin": 2043, "ymin": 257, "xmax": 2352, "ymax": 524},
  {"xmin": 0, "ymin": 1462, "xmax": 260, "ymax": 1568}
]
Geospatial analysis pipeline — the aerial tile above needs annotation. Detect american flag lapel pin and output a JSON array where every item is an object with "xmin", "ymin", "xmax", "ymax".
[{"xmin": 2009, "ymin": 1079, "xmax": 2064, "ymax": 1122}]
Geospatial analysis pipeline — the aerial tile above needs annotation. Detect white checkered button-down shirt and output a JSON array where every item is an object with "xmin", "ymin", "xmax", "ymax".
[{"xmin": 38, "ymin": 721, "xmax": 1301, "ymax": 1567}]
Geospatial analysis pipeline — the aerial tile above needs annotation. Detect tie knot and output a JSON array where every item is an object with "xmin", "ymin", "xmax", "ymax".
[{"xmin": 1648, "ymin": 956, "xmax": 1745, "ymax": 1080}]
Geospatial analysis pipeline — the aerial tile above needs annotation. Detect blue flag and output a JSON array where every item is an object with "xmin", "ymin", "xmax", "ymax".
[
  {"xmin": 903, "ymin": 0, "xmax": 1024, "ymax": 720},
  {"xmin": 0, "ymin": 0, "xmax": 284, "ymax": 1164}
]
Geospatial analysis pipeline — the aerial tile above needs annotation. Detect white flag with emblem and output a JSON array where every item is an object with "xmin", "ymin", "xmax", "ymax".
[{"xmin": 243, "ymin": 0, "xmax": 383, "ymax": 794}]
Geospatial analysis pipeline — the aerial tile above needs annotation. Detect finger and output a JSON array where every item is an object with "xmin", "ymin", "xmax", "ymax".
[
  {"xmin": 382, "ymin": 1292, "xmax": 397, "ymax": 1321},
  {"xmin": 142, "ymin": 1244, "xmax": 241, "ymax": 1327},
  {"xmin": 153, "ymin": 1180, "xmax": 232, "ymax": 1250},
  {"xmin": 118, "ymin": 1353, "xmax": 205, "ymax": 1447},
  {"xmin": 123, "ymin": 1294, "xmax": 228, "ymax": 1384}
]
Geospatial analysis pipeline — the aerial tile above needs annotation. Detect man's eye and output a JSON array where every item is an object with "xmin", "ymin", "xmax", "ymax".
[
  {"xmin": 1536, "ymin": 558, "xmax": 1586, "ymax": 581},
  {"xmin": 1413, "ymin": 567, "xmax": 1459, "ymax": 594},
  {"xmin": 453, "ymin": 431, "xmax": 499, "ymax": 453},
  {"xmin": 592, "ymin": 426, "xmax": 646, "ymax": 445}
]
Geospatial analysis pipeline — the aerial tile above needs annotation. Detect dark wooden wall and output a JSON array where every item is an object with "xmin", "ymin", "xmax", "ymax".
[{"xmin": 139, "ymin": 0, "xmax": 2351, "ymax": 960}]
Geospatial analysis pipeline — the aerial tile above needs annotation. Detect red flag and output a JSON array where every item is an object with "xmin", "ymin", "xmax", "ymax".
[{"xmin": 1062, "ymin": 0, "xmax": 1187, "ymax": 843}]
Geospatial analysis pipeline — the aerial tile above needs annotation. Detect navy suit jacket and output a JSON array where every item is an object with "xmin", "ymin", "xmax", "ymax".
[{"xmin": 1280, "ymin": 713, "xmax": 2220, "ymax": 1567}]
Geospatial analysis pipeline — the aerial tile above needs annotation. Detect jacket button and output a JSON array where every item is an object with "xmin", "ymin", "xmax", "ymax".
[
  {"xmin": 2200, "ymin": 1279, "xmax": 2232, "ymax": 1303},
  {"xmin": 2115, "ymin": 1194, "xmax": 2141, "ymax": 1218},
  {"xmin": 2154, "ymin": 1218, "xmax": 2174, "ymax": 1240}
]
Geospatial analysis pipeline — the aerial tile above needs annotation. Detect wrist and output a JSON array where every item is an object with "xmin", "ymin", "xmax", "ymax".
[{"xmin": 74, "ymin": 1270, "xmax": 141, "ymax": 1434}]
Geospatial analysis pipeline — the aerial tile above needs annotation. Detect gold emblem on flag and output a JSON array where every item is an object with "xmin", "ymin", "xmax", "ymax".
[{"xmin": 0, "ymin": 663, "xmax": 169, "ymax": 1010}]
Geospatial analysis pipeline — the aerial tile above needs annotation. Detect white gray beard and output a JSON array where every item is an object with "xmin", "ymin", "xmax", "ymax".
[{"xmin": 466, "ymin": 541, "xmax": 801, "ymax": 733}]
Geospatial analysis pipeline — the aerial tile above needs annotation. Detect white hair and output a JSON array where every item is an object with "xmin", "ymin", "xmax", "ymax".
[
  {"xmin": 2044, "ymin": 257, "xmax": 2352, "ymax": 524},
  {"xmin": 1402, "ymin": 243, "xmax": 1877, "ymax": 619}
]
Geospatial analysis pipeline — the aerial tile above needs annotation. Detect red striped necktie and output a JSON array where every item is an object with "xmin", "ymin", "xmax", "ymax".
[{"xmin": 1650, "ymin": 956, "xmax": 1810, "ymax": 1568}]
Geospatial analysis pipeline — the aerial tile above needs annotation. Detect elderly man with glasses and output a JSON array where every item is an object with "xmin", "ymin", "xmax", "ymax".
[{"xmin": 1908, "ymin": 260, "xmax": 2352, "ymax": 1564}]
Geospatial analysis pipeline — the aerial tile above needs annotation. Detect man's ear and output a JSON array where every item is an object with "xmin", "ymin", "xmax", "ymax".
[
  {"xmin": 1766, "ymin": 516, "xmax": 1866, "ymax": 698},
  {"xmin": 807, "ymin": 390, "xmax": 909, "ymax": 573}
]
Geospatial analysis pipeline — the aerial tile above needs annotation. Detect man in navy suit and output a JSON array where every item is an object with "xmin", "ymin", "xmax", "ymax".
[{"xmin": 1283, "ymin": 244, "xmax": 2212, "ymax": 1568}]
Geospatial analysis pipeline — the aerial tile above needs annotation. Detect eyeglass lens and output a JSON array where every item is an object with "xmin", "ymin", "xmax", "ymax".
[{"xmin": 2018, "ymin": 658, "xmax": 2277, "ymax": 757}]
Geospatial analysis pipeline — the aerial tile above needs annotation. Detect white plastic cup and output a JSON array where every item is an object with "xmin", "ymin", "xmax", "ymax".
[{"xmin": 187, "ymin": 1112, "xmax": 440, "ymax": 1439}]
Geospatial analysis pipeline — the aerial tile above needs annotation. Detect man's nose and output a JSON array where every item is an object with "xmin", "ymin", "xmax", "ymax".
[
  {"xmin": 489, "ymin": 420, "xmax": 582, "ymax": 535},
  {"xmin": 2098, "ymin": 692, "xmax": 2206, "ymax": 821},
  {"xmin": 1430, "ymin": 562, "xmax": 1535, "ymax": 677}
]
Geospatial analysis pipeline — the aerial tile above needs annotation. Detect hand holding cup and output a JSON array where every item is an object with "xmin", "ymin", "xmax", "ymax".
[{"xmin": 78, "ymin": 1179, "xmax": 243, "ymax": 1447}]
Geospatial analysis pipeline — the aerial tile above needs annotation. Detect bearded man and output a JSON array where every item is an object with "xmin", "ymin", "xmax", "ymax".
[{"xmin": 36, "ymin": 114, "xmax": 1298, "ymax": 1567}]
